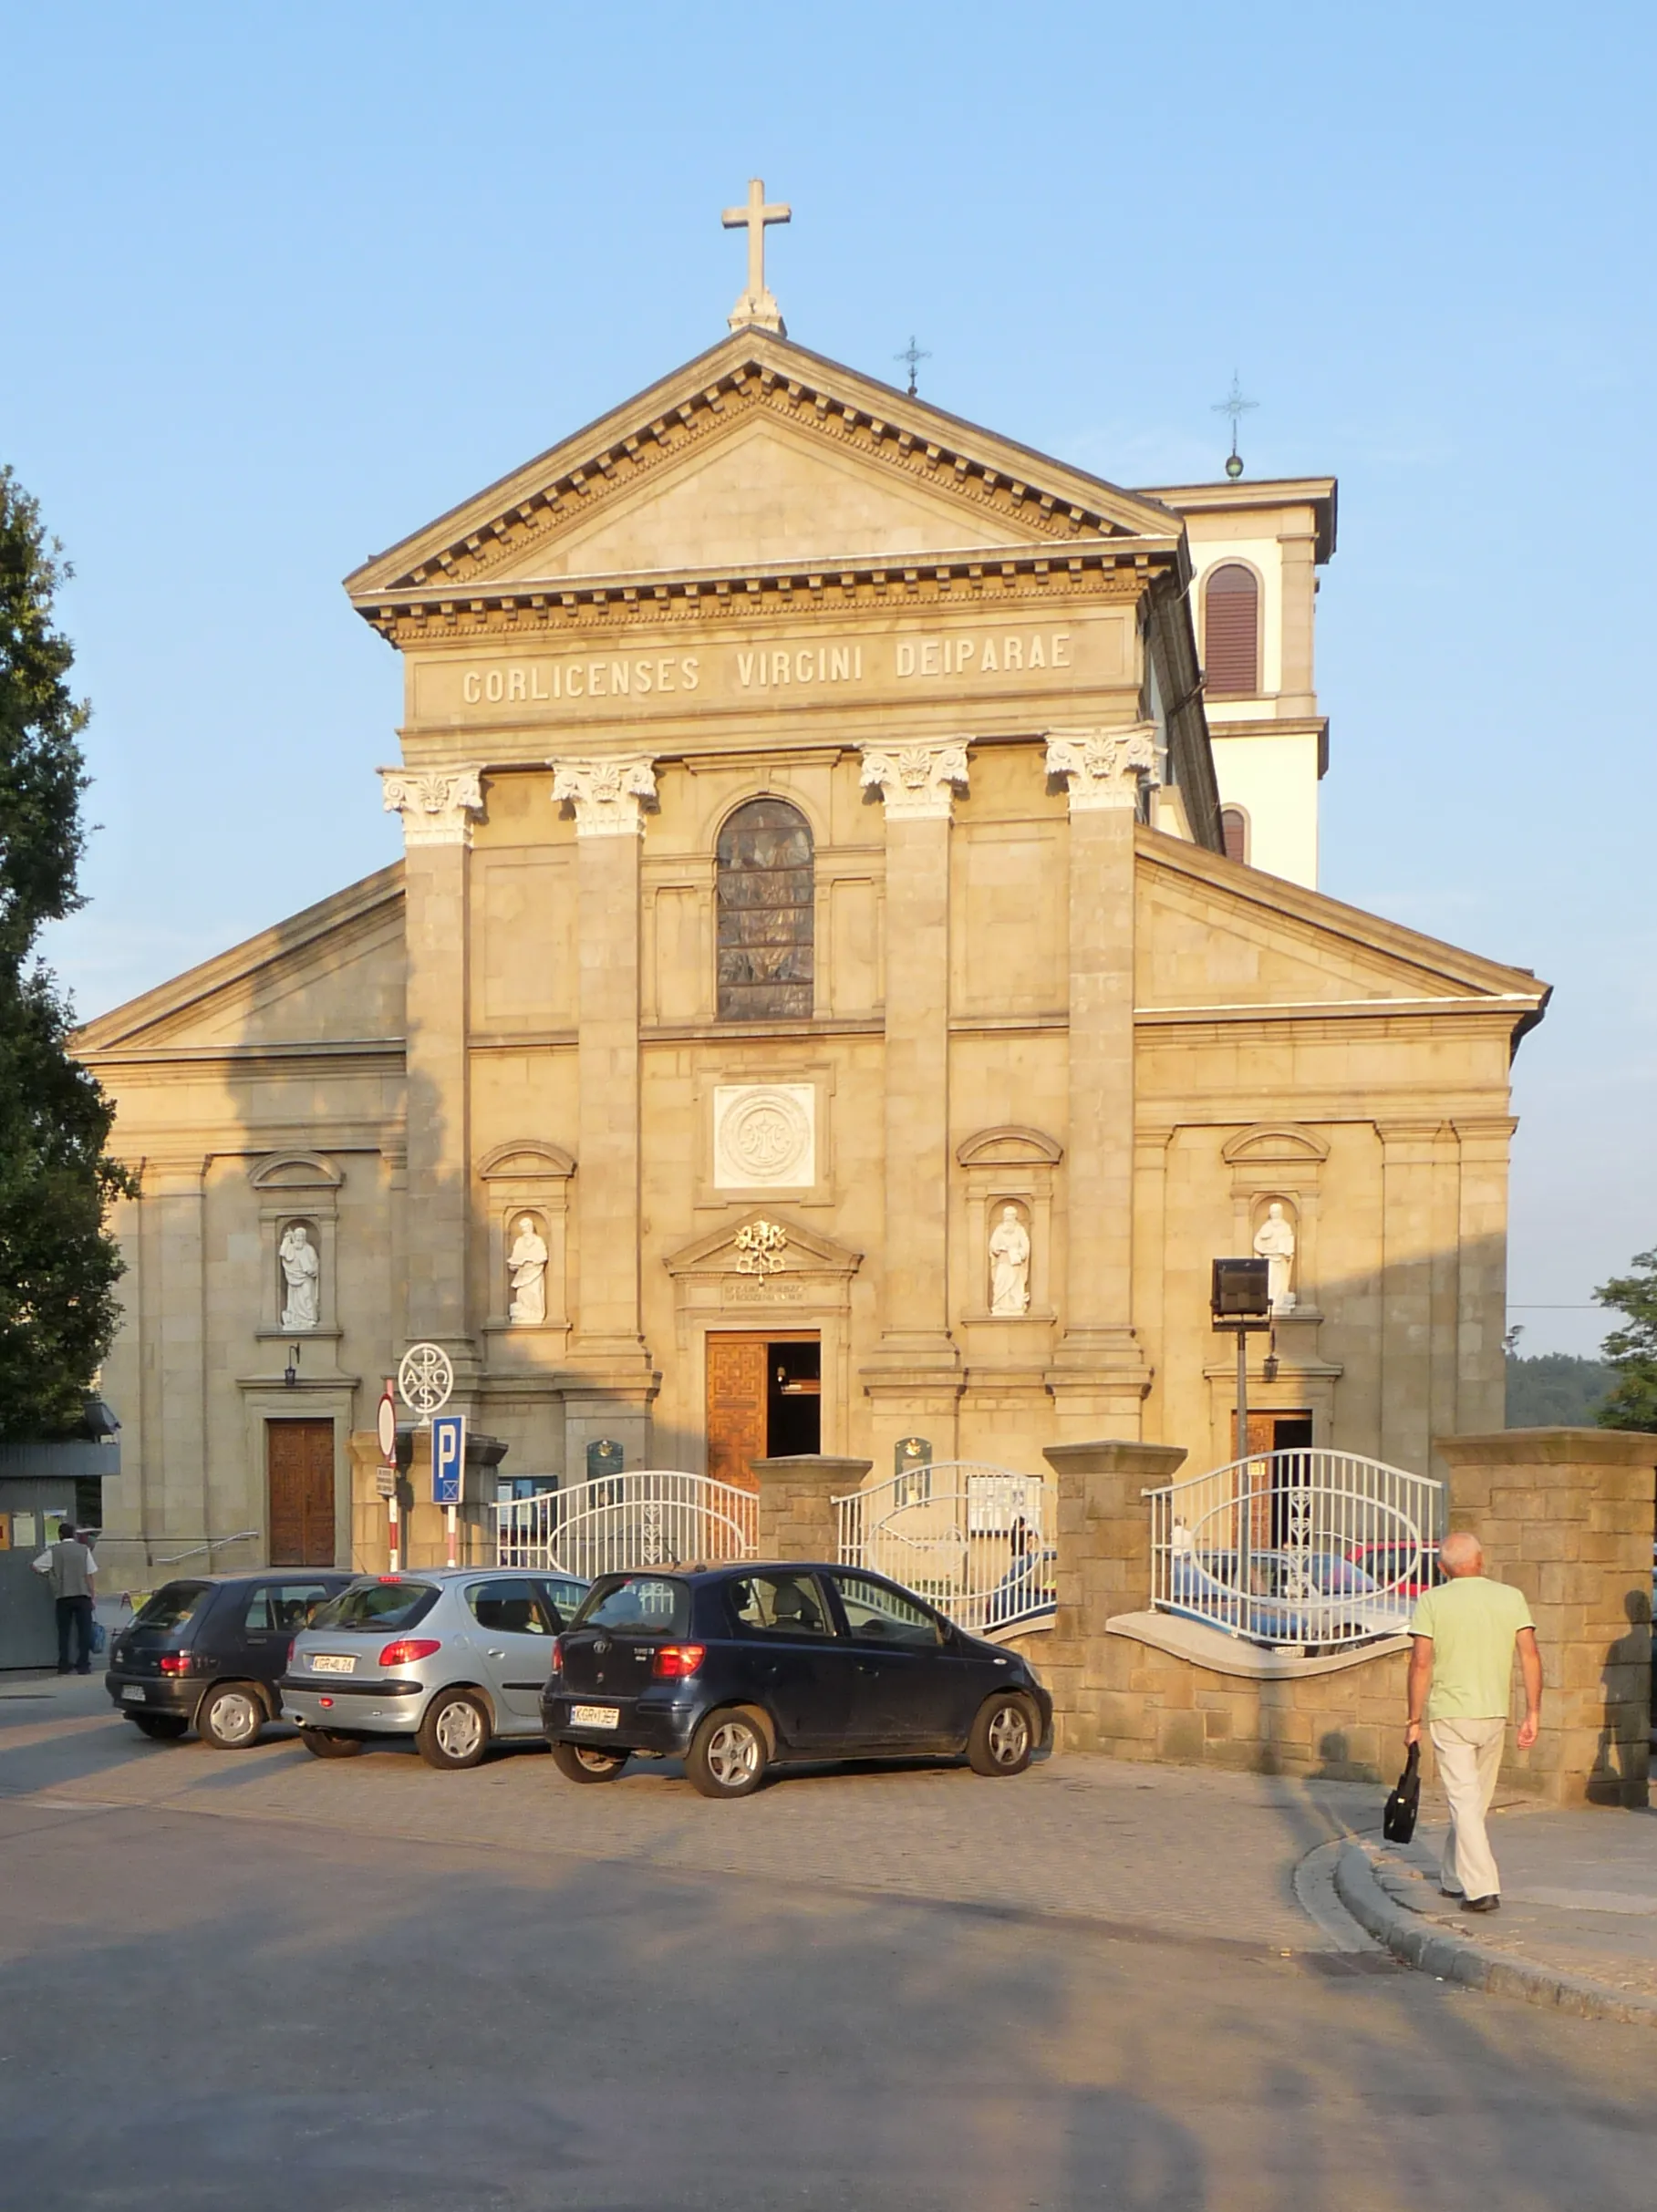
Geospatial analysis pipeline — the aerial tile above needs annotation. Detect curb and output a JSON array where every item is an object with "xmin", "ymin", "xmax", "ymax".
[{"xmin": 1334, "ymin": 1840, "xmax": 1657, "ymax": 2030}]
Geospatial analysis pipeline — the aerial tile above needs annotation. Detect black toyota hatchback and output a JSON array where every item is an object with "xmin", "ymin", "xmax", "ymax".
[
  {"xmin": 107, "ymin": 1569, "xmax": 355, "ymax": 1749},
  {"xmin": 542, "ymin": 1562, "xmax": 1051, "ymax": 1799}
]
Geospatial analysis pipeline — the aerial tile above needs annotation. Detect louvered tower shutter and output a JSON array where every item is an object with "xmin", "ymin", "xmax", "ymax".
[
  {"xmin": 1203, "ymin": 564, "xmax": 1259, "ymax": 697},
  {"xmin": 1221, "ymin": 808, "xmax": 1248, "ymax": 864}
]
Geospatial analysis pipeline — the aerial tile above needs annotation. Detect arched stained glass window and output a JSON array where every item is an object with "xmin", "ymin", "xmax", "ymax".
[
  {"xmin": 716, "ymin": 799, "xmax": 814, "ymax": 1021},
  {"xmin": 1204, "ymin": 563, "xmax": 1260, "ymax": 697}
]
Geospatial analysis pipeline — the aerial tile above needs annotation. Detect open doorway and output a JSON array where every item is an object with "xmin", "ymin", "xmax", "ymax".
[{"xmin": 705, "ymin": 1332, "xmax": 821, "ymax": 1489}]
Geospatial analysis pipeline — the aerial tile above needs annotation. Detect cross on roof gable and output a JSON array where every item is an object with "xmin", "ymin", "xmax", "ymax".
[{"xmin": 345, "ymin": 330, "xmax": 1186, "ymax": 626}]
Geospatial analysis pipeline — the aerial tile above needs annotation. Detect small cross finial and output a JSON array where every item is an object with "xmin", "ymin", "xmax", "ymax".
[
  {"xmin": 1212, "ymin": 370, "xmax": 1258, "ymax": 479},
  {"xmin": 722, "ymin": 178, "xmax": 791, "ymax": 336},
  {"xmin": 895, "ymin": 336, "xmax": 930, "ymax": 398}
]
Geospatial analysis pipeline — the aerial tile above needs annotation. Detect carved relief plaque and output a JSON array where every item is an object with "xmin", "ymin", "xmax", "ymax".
[{"xmin": 713, "ymin": 1084, "xmax": 815, "ymax": 1189}]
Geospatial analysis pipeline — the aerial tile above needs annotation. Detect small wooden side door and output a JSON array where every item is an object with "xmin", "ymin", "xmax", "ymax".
[
  {"xmin": 267, "ymin": 1419, "xmax": 337, "ymax": 1566},
  {"xmin": 705, "ymin": 1335, "xmax": 769, "ymax": 1494}
]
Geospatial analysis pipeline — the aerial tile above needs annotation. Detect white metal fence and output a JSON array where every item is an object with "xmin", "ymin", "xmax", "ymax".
[
  {"xmin": 834, "ymin": 1462, "xmax": 1055, "ymax": 1636},
  {"xmin": 492, "ymin": 1471, "xmax": 758, "ymax": 1579},
  {"xmin": 1145, "ymin": 1449, "xmax": 1445, "ymax": 1651}
]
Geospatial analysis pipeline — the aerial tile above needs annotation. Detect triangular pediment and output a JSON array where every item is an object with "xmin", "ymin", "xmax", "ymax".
[
  {"xmin": 347, "ymin": 331, "xmax": 1183, "ymax": 616},
  {"xmin": 1135, "ymin": 833, "xmax": 1549, "ymax": 1024},
  {"xmin": 72, "ymin": 866, "xmax": 406, "ymax": 1059},
  {"xmin": 663, "ymin": 1210, "xmax": 863, "ymax": 1279}
]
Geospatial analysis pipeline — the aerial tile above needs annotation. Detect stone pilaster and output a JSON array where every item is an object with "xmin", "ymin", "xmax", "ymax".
[
  {"xmin": 753, "ymin": 1454, "xmax": 873, "ymax": 1562},
  {"xmin": 1043, "ymin": 729, "xmax": 1156, "ymax": 1432},
  {"xmin": 381, "ymin": 766, "xmax": 484, "ymax": 1390},
  {"xmin": 553, "ymin": 756, "xmax": 659, "ymax": 1462},
  {"xmin": 857, "ymin": 741, "xmax": 969, "ymax": 1413},
  {"xmin": 1377, "ymin": 1120, "xmax": 1457, "ymax": 1473},
  {"xmin": 143, "ymin": 1153, "xmax": 211, "ymax": 1545},
  {"xmin": 1438, "ymin": 1428, "xmax": 1653, "ymax": 1808}
]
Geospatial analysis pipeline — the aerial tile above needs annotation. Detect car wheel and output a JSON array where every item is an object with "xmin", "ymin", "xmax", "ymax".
[
  {"xmin": 300, "ymin": 1728, "xmax": 364, "ymax": 1758},
  {"xmin": 550, "ymin": 1740, "xmax": 628, "ymax": 1783},
  {"xmin": 417, "ymin": 1688, "xmax": 491, "ymax": 1771},
  {"xmin": 685, "ymin": 1707, "xmax": 769, "ymax": 1800},
  {"xmin": 128, "ymin": 1712, "xmax": 188, "ymax": 1741},
  {"xmin": 196, "ymin": 1681, "xmax": 266, "ymax": 1751},
  {"xmin": 967, "ymin": 1691, "xmax": 1038, "ymax": 1777}
]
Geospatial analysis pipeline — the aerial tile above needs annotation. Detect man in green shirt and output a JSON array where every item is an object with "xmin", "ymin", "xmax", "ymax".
[{"xmin": 1405, "ymin": 1529, "xmax": 1542, "ymax": 1912}]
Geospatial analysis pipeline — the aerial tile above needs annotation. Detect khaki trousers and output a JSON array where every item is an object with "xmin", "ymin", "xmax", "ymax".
[{"xmin": 1429, "ymin": 1715, "xmax": 1507, "ymax": 1901}]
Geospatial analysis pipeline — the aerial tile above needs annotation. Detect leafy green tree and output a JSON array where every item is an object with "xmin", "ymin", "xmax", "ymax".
[
  {"xmin": 0, "ymin": 466, "xmax": 133, "ymax": 1435},
  {"xmin": 1593, "ymin": 1249, "xmax": 1657, "ymax": 1432},
  {"xmin": 1505, "ymin": 1350, "xmax": 1610, "ymax": 1427}
]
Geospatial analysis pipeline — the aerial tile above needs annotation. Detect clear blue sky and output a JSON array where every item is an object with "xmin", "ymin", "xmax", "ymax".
[{"xmin": 3, "ymin": 4, "xmax": 1651, "ymax": 1356}]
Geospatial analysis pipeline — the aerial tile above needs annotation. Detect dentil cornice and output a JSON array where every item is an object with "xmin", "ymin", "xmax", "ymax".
[
  {"xmin": 858, "ymin": 739, "xmax": 972, "ymax": 822},
  {"xmin": 551, "ymin": 754, "xmax": 658, "ymax": 837},
  {"xmin": 379, "ymin": 766, "xmax": 485, "ymax": 847},
  {"xmin": 1044, "ymin": 725, "xmax": 1159, "ymax": 811}
]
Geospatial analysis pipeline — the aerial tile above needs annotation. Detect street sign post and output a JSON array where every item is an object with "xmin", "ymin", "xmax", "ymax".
[
  {"xmin": 377, "ymin": 1379, "xmax": 399, "ymax": 1567},
  {"xmin": 431, "ymin": 1411, "xmax": 466, "ymax": 1566}
]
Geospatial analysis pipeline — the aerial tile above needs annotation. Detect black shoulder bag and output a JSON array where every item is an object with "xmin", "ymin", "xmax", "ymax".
[{"xmin": 1383, "ymin": 1741, "xmax": 1421, "ymax": 1844}]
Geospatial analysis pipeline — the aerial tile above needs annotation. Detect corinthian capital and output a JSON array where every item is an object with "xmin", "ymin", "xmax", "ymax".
[
  {"xmin": 857, "ymin": 739, "xmax": 971, "ymax": 822},
  {"xmin": 550, "ymin": 754, "xmax": 658, "ymax": 837},
  {"xmin": 379, "ymin": 765, "xmax": 485, "ymax": 847},
  {"xmin": 1044, "ymin": 724, "xmax": 1159, "ymax": 812}
]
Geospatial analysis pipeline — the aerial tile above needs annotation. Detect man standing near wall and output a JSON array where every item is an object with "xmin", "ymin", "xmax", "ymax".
[
  {"xmin": 31, "ymin": 1522, "xmax": 98, "ymax": 1675},
  {"xmin": 1404, "ymin": 1529, "xmax": 1542, "ymax": 1912}
]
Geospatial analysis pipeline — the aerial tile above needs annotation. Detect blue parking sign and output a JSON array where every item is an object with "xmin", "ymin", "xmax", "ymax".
[{"xmin": 431, "ymin": 1412, "xmax": 466, "ymax": 1504}]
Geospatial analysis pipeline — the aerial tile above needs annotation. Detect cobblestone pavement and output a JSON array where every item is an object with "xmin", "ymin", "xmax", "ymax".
[
  {"xmin": 1, "ymin": 1676, "xmax": 1369, "ymax": 1952},
  {"xmin": 1371, "ymin": 1801, "xmax": 1657, "ymax": 2001}
]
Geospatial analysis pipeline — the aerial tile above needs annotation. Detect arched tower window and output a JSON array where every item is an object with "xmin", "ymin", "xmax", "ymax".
[
  {"xmin": 716, "ymin": 799, "xmax": 814, "ymax": 1021},
  {"xmin": 1204, "ymin": 563, "xmax": 1260, "ymax": 697},
  {"xmin": 1220, "ymin": 806, "xmax": 1249, "ymax": 864}
]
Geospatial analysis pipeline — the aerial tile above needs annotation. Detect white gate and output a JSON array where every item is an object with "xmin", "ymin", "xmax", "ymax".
[
  {"xmin": 1144, "ymin": 1449, "xmax": 1445, "ymax": 1650},
  {"xmin": 493, "ymin": 1470, "xmax": 758, "ymax": 1580},
  {"xmin": 834, "ymin": 1462, "xmax": 1055, "ymax": 1636}
]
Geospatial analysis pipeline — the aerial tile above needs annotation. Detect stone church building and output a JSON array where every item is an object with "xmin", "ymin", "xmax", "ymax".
[{"xmin": 78, "ymin": 305, "xmax": 1548, "ymax": 1572}]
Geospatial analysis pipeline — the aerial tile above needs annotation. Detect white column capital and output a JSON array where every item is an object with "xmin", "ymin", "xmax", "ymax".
[
  {"xmin": 857, "ymin": 739, "xmax": 971, "ymax": 822},
  {"xmin": 550, "ymin": 754, "xmax": 658, "ymax": 837},
  {"xmin": 1044, "ymin": 725, "xmax": 1159, "ymax": 812},
  {"xmin": 379, "ymin": 765, "xmax": 485, "ymax": 847}
]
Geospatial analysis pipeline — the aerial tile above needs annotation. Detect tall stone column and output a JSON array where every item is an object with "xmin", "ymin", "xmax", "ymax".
[
  {"xmin": 380, "ymin": 768, "xmax": 483, "ymax": 1388},
  {"xmin": 551, "ymin": 756, "xmax": 660, "ymax": 1469},
  {"xmin": 1043, "ymin": 729, "xmax": 1157, "ymax": 1435},
  {"xmin": 855, "ymin": 740, "xmax": 969, "ymax": 1464}
]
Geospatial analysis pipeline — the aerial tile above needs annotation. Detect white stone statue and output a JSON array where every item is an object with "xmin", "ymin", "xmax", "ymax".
[
  {"xmin": 989, "ymin": 1205, "xmax": 1031, "ymax": 1316},
  {"xmin": 1253, "ymin": 1201, "xmax": 1297, "ymax": 1313},
  {"xmin": 278, "ymin": 1224, "xmax": 320, "ymax": 1330},
  {"xmin": 507, "ymin": 1215, "xmax": 549, "ymax": 1326}
]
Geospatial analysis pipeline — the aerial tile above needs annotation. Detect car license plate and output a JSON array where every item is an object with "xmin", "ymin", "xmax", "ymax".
[
  {"xmin": 309, "ymin": 1653, "xmax": 356, "ymax": 1674},
  {"xmin": 119, "ymin": 1685, "xmax": 146, "ymax": 1703},
  {"xmin": 571, "ymin": 1703, "xmax": 619, "ymax": 1729}
]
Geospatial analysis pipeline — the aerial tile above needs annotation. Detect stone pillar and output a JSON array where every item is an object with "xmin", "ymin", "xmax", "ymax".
[
  {"xmin": 380, "ymin": 767, "xmax": 483, "ymax": 1388},
  {"xmin": 1043, "ymin": 729, "xmax": 1158, "ymax": 1435},
  {"xmin": 552, "ymin": 756, "xmax": 660, "ymax": 1465},
  {"xmin": 1377, "ymin": 1120, "xmax": 1453, "ymax": 1472},
  {"xmin": 856, "ymin": 741, "xmax": 968, "ymax": 1454},
  {"xmin": 753, "ymin": 1454, "xmax": 873, "ymax": 1563},
  {"xmin": 1041, "ymin": 1438, "xmax": 1187, "ymax": 1749},
  {"xmin": 143, "ymin": 1153, "xmax": 211, "ymax": 1546},
  {"xmin": 1437, "ymin": 1427, "xmax": 1654, "ymax": 1808},
  {"xmin": 1452, "ymin": 1117, "xmax": 1515, "ymax": 1437}
]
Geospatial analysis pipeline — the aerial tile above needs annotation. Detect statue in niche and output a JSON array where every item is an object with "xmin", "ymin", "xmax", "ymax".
[
  {"xmin": 278, "ymin": 1224, "xmax": 320, "ymax": 1330},
  {"xmin": 1253, "ymin": 1201, "xmax": 1298, "ymax": 1313},
  {"xmin": 989, "ymin": 1205, "xmax": 1031, "ymax": 1316},
  {"xmin": 507, "ymin": 1215, "xmax": 549, "ymax": 1326}
]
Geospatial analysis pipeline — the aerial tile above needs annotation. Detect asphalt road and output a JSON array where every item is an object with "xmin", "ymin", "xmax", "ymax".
[{"xmin": 1, "ymin": 1690, "xmax": 1652, "ymax": 2211}]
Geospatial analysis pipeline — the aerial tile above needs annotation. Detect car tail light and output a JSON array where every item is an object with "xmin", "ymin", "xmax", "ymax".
[
  {"xmin": 284, "ymin": 1638, "xmax": 295, "ymax": 1670},
  {"xmin": 550, "ymin": 1637, "xmax": 563, "ymax": 1677},
  {"xmin": 158, "ymin": 1653, "xmax": 193, "ymax": 1677},
  {"xmin": 378, "ymin": 1638, "xmax": 441, "ymax": 1667},
  {"xmin": 652, "ymin": 1643, "xmax": 706, "ymax": 1680}
]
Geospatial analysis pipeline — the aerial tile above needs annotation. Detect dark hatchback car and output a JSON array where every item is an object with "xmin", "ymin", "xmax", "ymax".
[
  {"xmin": 543, "ymin": 1562, "xmax": 1051, "ymax": 1800},
  {"xmin": 107, "ymin": 1570, "xmax": 355, "ymax": 1749}
]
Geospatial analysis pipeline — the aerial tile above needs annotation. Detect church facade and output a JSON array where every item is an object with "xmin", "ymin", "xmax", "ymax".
[{"xmin": 78, "ymin": 324, "xmax": 1547, "ymax": 1573}]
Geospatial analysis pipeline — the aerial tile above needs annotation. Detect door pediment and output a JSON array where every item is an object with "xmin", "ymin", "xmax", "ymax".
[{"xmin": 664, "ymin": 1211, "xmax": 863, "ymax": 1283}]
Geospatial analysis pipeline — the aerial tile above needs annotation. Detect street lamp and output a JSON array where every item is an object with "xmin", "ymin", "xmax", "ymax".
[{"xmin": 1211, "ymin": 1257, "xmax": 1271, "ymax": 1465}]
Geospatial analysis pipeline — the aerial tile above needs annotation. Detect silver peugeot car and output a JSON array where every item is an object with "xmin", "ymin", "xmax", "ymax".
[{"xmin": 282, "ymin": 1568, "xmax": 586, "ymax": 1769}]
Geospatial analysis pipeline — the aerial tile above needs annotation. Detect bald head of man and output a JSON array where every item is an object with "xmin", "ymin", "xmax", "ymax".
[{"xmin": 1439, "ymin": 1530, "xmax": 1485, "ymax": 1577}]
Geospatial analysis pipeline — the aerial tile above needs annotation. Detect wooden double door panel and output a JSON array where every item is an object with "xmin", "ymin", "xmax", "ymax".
[
  {"xmin": 706, "ymin": 1333, "xmax": 819, "ymax": 1494},
  {"xmin": 266, "ymin": 1418, "xmax": 337, "ymax": 1566}
]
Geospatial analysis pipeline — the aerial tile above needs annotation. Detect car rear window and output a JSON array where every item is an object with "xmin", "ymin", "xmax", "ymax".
[
  {"xmin": 308, "ymin": 1580, "xmax": 440, "ymax": 1633},
  {"xmin": 573, "ymin": 1576, "xmax": 689, "ymax": 1637},
  {"xmin": 132, "ymin": 1582, "xmax": 212, "ymax": 1631}
]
